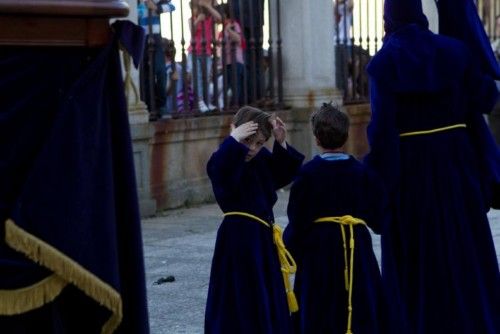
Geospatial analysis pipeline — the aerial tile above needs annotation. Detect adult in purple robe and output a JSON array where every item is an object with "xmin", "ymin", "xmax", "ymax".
[{"xmin": 365, "ymin": 0, "xmax": 500, "ymax": 333}]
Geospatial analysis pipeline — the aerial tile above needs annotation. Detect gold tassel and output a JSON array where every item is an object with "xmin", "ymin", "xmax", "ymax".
[
  {"xmin": 273, "ymin": 224, "xmax": 299, "ymax": 313},
  {"xmin": 287, "ymin": 290, "xmax": 299, "ymax": 313}
]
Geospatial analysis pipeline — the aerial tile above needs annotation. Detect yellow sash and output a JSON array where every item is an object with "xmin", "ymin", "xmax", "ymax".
[
  {"xmin": 399, "ymin": 123, "xmax": 466, "ymax": 137},
  {"xmin": 224, "ymin": 211, "xmax": 299, "ymax": 313}
]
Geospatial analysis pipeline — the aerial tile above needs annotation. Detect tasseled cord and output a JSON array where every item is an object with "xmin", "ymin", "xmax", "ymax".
[
  {"xmin": 224, "ymin": 211, "xmax": 299, "ymax": 313},
  {"xmin": 314, "ymin": 215, "xmax": 367, "ymax": 334},
  {"xmin": 272, "ymin": 224, "xmax": 299, "ymax": 313}
]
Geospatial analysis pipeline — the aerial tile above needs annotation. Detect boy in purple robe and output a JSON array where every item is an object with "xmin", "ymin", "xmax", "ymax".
[
  {"xmin": 284, "ymin": 102, "xmax": 392, "ymax": 334},
  {"xmin": 205, "ymin": 106, "xmax": 304, "ymax": 334}
]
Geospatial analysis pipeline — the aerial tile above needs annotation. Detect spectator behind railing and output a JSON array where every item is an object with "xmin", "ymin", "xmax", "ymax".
[
  {"xmin": 218, "ymin": 3, "xmax": 246, "ymax": 107},
  {"xmin": 232, "ymin": 0, "xmax": 265, "ymax": 104},
  {"xmin": 138, "ymin": 0, "xmax": 175, "ymax": 120},
  {"xmin": 334, "ymin": 0, "xmax": 353, "ymax": 46},
  {"xmin": 334, "ymin": 0, "xmax": 354, "ymax": 100},
  {"xmin": 139, "ymin": 0, "xmax": 286, "ymax": 118},
  {"xmin": 333, "ymin": 0, "xmax": 371, "ymax": 103},
  {"xmin": 188, "ymin": 0, "xmax": 221, "ymax": 113},
  {"xmin": 163, "ymin": 38, "xmax": 194, "ymax": 118}
]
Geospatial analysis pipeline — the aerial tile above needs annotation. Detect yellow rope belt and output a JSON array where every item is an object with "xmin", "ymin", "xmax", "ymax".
[
  {"xmin": 224, "ymin": 211, "xmax": 299, "ymax": 313},
  {"xmin": 399, "ymin": 123, "xmax": 466, "ymax": 137},
  {"xmin": 314, "ymin": 215, "xmax": 367, "ymax": 334}
]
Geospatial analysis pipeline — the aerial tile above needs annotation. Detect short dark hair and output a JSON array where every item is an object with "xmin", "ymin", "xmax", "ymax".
[
  {"xmin": 233, "ymin": 106, "xmax": 273, "ymax": 140},
  {"xmin": 218, "ymin": 3, "xmax": 231, "ymax": 20},
  {"xmin": 162, "ymin": 38, "xmax": 176, "ymax": 59},
  {"xmin": 311, "ymin": 102, "xmax": 349, "ymax": 149}
]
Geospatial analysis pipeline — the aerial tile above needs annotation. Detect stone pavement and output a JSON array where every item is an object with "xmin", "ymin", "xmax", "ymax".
[{"xmin": 142, "ymin": 190, "xmax": 500, "ymax": 334}]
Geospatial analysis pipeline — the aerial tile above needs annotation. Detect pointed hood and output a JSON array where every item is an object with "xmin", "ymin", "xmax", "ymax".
[
  {"xmin": 384, "ymin": 0, "xmax": 429, "ymax": 35},
  {"xmin": 437, "ymin": 0, "xmax": 500, "ymax": 79},
  {"xmin": 369, "ymin": 0, "xmax": 463, "ymax": 93}
]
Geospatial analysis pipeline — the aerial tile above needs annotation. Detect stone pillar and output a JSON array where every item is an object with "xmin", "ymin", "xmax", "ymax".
[
  {"xmin": 123, "ymin": 0, "xmax": 157, "ymax": 216},
  {"xmin": 124, "ymin": 0, "xmax": 149, "ymax": 125},
  {"xmin": 278, "ymin": 0, "xmax": 342, "ymax": 109},
  {"xmin": 422, "ymin": 0, "xmax": 439, "ymax": 33}
]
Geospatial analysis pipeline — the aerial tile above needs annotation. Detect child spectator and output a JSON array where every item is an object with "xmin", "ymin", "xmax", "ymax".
[
  {"xmin": 218, "ymin": 3, "xmax": 246, "ymax": 107},
  {"xmin": 161, "ymin": 38, "xmax": 195, "ymax": 115},
  {"xmin": 284, "ymin": 102, "xmax": 391, "ymax": 334},
  {"xmin": 188, "ymin": 0, "xmax": 221, "ymax": 113},
  {"xmin": 205, "ymin": 106, "xmax": 304, "ymax": 333},
  {"xmin": 138, "ymin": 0, "xmax": 175, "ymax": 120},
  {"xmin": 162, "ymin": 39, "xmax": 181, "ymax": 118}
]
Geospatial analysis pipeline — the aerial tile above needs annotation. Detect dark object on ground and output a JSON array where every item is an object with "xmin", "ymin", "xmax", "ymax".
[{"xmin": 154, "ymin": 276, "xmax": 176, "ymax": 285}]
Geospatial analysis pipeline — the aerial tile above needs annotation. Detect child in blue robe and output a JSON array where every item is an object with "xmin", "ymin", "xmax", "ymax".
[
  {"xmin": 284, "ymin": 102, "xmax": 391, "ymax": 334},
  {"xmin": 205, "ymin": 106, "xmax": 304, "ymax": 334}
]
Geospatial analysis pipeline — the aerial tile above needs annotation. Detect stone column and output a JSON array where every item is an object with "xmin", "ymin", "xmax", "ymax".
[
  {"xmin": 422, "ymin": 0, "xmax": 439, "ymax": 33},
  {"xmin": 124, "ymin": 0, "xmax": 149, "ymax": 125},
  {"xmin": 278, "ymin": 0, "xmax": 342, "ymax": 109},
  {"xmin": 120, "ymin": 1, "xmax": 156, "ymax": 216}
]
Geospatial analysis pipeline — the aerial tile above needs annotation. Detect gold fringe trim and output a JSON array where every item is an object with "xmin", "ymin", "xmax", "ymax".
[
  {"xmin": 4, "ymin": 219, "xmax": 123, "ymax": 334},
  {"xmin": 0, "ymin": 274, "xmax": 67, "ymax": 315}
]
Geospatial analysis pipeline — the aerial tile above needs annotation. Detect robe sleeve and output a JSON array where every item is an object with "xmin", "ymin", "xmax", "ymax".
[
  {"xmin": 464, "ymin": 50, "xmax": 499, "ymax": 116},
  {"xmin": 283, "ymin": 170, "xmax": 309, "ymax": 258},
  {"xmin": 206, "ymin": 136, "xmax": 249, "ymax": 201},
  {"xmin": 269, "ymin": 141, "xmax": 305, "ymax": 190},
  {"xmin": 464, "ymin": 53, "xmax": 500, "ymax": 204},
  {"xmin": 364, "ymin": 78, "xmax": 401, "ymax": 197},
  {"xmin": 362, "ymin": 168, "xmax": 390, "ymax": 235}
]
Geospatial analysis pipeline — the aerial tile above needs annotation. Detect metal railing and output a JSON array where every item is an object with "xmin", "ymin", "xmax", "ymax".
[
  {"xmin": 138, "ymin": 0, "xmax": 500, "ymax": 120},
  {"xmin": 478, "ymin": 0, "xmax": 500, "ymax": 40},
  {"xmin": 139, "ymin": 0, "xmax": 284, "ymax": 120},
  {"xmin": 334, "ymin": 0, "xmax": 382, "ymax": 105},
  {"xmin": 334, "ymin": 0, "xmax": 500, "ymax": 105}
]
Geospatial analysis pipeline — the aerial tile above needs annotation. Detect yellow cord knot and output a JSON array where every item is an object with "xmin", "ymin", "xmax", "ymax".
[{"xmin": 313, "ymin": 215, "xmax": 367, "ymax": 334}]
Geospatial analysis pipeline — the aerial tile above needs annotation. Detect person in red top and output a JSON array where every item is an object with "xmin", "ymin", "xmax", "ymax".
[
  {"xmin": 218, "ymin": 3, "xmax": 246, "ymax": 107},
  {"xmin": 188, "ymin": 0, "xmax": 221, "ymax": 113}
]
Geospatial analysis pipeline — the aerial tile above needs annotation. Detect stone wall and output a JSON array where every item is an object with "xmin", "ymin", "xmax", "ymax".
[
  {"xmin": 343, "ymin": 103, "xmax": 371, "ymax": 159},
  {"xmin": 131, "ymin": 105, "xmax": 371, "ymax": 217}
]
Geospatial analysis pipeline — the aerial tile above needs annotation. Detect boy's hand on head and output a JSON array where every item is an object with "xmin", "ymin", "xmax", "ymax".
[
  {"xmin": 271, "ymin": 117, "xmax": 287, "ymax": 148},
  {"xmin": 230, "ymin": 121, "xmax": 258, "ymax": 142}
]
